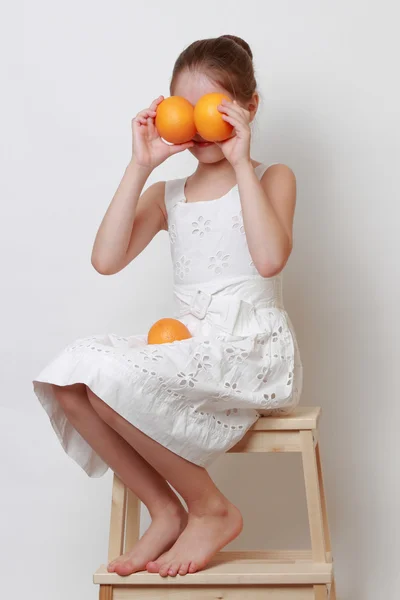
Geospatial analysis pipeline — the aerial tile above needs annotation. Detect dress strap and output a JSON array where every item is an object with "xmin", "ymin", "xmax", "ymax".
[
  {"xmin": 165, "ymin": 177, "xmax": 186, "ymax": 214},
  {"xmin": 254, "ymin": 162, "xmax": 280, "ymax": 179}
]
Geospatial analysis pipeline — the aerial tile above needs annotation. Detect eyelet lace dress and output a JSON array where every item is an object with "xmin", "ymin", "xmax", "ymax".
[{"xmin": 32, "ymin": 162, "xmax": 303, "ymax": 477}]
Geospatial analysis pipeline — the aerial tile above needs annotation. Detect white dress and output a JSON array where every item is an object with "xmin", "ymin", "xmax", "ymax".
[{"xmin": 32, "ymin": 163, "xmax": 303, "ymax": 477}]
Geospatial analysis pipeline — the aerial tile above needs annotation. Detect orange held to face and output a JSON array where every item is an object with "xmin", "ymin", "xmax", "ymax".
[
  {"xmin": 155, "ymin": 96, "xmax": 197, "ymax": 144},
  {"xmin": 147, "ymin": 318, "xmax": 192, "ymax": 344},
  {"xmin": 194, "ymin": 92, "xmax": 234, "ymax": 142}
]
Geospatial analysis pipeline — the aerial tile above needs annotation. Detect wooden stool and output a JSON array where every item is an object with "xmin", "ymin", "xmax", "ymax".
[{"xmin": 94, "ymin": 406, "xmax": 337, "ymax": 599}]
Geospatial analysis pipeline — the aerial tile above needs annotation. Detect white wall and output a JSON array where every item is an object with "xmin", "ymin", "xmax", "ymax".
[{"xmin": 2, "ymin": 1, "xmax": 399, "ymax": 597}]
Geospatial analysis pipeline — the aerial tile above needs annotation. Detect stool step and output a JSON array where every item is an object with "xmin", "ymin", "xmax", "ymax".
[
  {"xmin": 255, "ymin": 407, "xmax": 321, "ymax": 430},
  {"xmin": 94, "ymin": 550, "xmax": 332, "ymax": 587}
]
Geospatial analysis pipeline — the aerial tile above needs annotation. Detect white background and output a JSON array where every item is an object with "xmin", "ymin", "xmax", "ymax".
[{"xmin": 2, "ymin": 1, "xmax": 399, "ymax": 598}]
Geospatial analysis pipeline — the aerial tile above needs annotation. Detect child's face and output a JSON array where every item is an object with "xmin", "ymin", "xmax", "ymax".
[{"xmin": 172, "ymin": 70, "xmax": 236, "ymax": 164}]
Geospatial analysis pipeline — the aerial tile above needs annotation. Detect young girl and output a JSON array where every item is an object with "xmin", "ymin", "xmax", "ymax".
[{"xmin": 33, "ymin": 35, "xmax": 303, "ymax": 578}]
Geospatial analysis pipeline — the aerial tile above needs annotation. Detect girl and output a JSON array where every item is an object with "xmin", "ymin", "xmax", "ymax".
[{"xmin": 32, "ymin": 35, "xmax": 303, "ymax": 578}]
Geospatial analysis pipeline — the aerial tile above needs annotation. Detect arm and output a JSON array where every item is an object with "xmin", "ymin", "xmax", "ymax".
[
  {"xmin": 235, "ymin": 162, "xmax": 296, "ymax": 277},
  {"xmin": 91, "ymin": 96, "xmax": 193, "ymax": 275},
  {"xmin": 91, "ymin": 160, "xmax": 165, "ymax": 275},
  {"xmin": 217, "ymin": 99, "xmax": 296, "ymax": 277}
]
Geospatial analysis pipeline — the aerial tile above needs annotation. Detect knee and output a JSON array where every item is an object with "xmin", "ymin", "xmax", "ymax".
[
  {"xmin": 86, "ymin": 386, "xmax": 116, "ymax": 424},
  {"xmin": 51, "ymin": 383, "xmax": 88, "ymax": 416}
]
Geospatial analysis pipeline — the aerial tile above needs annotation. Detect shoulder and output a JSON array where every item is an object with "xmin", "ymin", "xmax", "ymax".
[
  {"xmin": 259, "ymin": 163, "xmax": 296, "ymax": 200},
  {"xmin": 260, "ymin": 163, "xmax": 296, "ymax": 184},
  {"xmin": 141, "ymin": 180, "xmax": 166, "ymax": 198}
]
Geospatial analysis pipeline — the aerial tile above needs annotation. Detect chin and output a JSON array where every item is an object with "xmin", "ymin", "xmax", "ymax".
[{"xmin": 189, "ymin": 143, "xmax": 226, "ymax": 164}]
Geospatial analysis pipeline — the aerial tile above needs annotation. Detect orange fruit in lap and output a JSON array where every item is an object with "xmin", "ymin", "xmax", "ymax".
[
  {"xmin": 193, "ymin": 92, "xmax": 234, "ymax": 142},
  {"xmin": 147, "ymin": 318, "xmax": 192, "ymax": 344},
  {"xmin": 155, "ymin": 96, "xmax": 196, "ymax": 144}
]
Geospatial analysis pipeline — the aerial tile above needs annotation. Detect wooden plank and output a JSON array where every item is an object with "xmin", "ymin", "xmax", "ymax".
[
  {"xmin": 108, "ymin": 474, "xmax": 127, "ymax": 563},
  {"xmin": 94, "ymin": 561, "xmax": 332, "ymax": 586},
  {"xmin": 254, "ymin": 407, "xmax": 321, "ymax": 431},
  {"xmin": 124, "ymin": 490, "xmax": 141, "ymax": 553},
  {"xmin": 300, "ymin": 432, "xmax": 326, "ymax": 562},
  {"xmin": 209, "ymin": 550, "xmax": 331, "ymax": 565},
  {"xmin": 315, "ymin": 443, "xmax": 332, "ymax": 555},
  {"xmin": 114, "ymin": 586, "xmax": 315, "ymax": 599},
  {"xmin": 208, "ymin": 550, "xmax": 313, "ymax": 563},
  {"xmin": 95, "ymin": 549, "xmax": 333, "ymax": 580},
  {"xmin": 229, "ymin": 431, "xmax": 301, "ymax": 453}
]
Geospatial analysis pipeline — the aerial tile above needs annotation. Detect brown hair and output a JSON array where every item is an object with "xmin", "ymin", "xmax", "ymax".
[{"xmin": 170, "ymin": 35, "xmax": 257, "ymax": 104}]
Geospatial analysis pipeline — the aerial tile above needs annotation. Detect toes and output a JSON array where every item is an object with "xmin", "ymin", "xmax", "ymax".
[
  {"xmin": 188, "ymin": 561, "xmax": 198, "ymax": 573},
  {"xmin": 146, "ymin": 549, "xmax": 168, "ymax": 573},
  {"xmin": 114, "ymin": 561, "xmax": 131, "ymax": 576},
  {"xmin": 107, "ymin": 562, "xmax": 116, "ymax": 572},
  {"xmin": 159, "ymin": 563, "xmax": 170, "ymax": 577},
  {"xmin": 178, "ymin": 562, "xmax": 190, "ymax": 575},
  {"xmin": 146, "ymin": 560, "xmax": 160, "ymax": 573},
  {"xmin": 167, "ymin": 562, "xmax": 180, "ymax": 577},
  {"xmin": 114, "ymin": 559, "xmax": 141, "ymax": 576}
]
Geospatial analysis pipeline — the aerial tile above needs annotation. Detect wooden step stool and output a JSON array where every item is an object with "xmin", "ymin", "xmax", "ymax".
[{"xmin": 94, "ymin": 406, "xmax": 337, "ymax": 599}]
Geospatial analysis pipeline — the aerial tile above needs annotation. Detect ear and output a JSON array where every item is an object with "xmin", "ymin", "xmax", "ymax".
[{"xmin": 247, "ymin": 92, "xmax": 259, "ymax": 122}]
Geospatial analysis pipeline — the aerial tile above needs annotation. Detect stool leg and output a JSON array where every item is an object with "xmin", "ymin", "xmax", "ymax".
[
  {"xmin": 316, "ymin": 441, "xmax": 337, "ymax": 599},
  {"xmin": 316, "ymin": 441, "xmax": 332, "ymax": 555},
  {"xmin": 300, "ymin": 430, "xmax": 326, "ymax": 561},
  {"xmin": 108, "ymin": 474, "xmax": 127, "ymax": 562},
  {"xmin": 99, "ymin": 584, "xmax": 113, "ymax": 599},
  {"xmin": 329, "ymin": 577, "xmax": 337, "ymax": 600},
  {"xmin": 314, "ymin": 585, "xmax": 328, "ymax": 599},
  {"xmin": 124, "ymin": 489, "xmax": 141, "ymax": 552}
]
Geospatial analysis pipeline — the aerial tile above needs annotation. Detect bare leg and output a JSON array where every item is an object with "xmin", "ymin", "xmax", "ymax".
[
  {"xmin": 51, "ymin": 383, "xmax": 188, "ymax": 575},
  {"xmin": 85, "ymin": 387, "xmax": 243, "ymax": 577}
]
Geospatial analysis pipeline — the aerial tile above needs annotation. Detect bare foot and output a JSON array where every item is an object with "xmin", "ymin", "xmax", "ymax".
[
  {"xmin": 146, "ymin": 497, "xmax": 243, "ymax": 577},
  {"xmin": 107, "ymin": 503, "xmax": 188, "ymax": 576}
]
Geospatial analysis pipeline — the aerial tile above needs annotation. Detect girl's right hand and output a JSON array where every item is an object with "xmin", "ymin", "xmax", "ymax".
[{"xmin": 131, "ymin": 96, "xmax": 194, "ymax": 170}]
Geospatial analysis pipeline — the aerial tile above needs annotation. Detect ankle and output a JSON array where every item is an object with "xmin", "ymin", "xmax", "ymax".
[
  {"xmin": 149, "ymin": 497, "xmax": 186, "ymax": 521},
  {"xmin": 187, "ymin": 492, "xmax": 230, "ymax": 517}
]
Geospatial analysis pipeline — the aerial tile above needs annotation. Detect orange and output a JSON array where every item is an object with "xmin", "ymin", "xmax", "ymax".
[
  {"xmin": 193, "ymin": 92, "xmax": 234, "ymax": 142},
  {"xmin": 155, "ymin": 96, "xmax": 196, "ymax": 144},
  {"xmin": 147, "ymin": 318, "xmax": 192, "ymax": 344}
]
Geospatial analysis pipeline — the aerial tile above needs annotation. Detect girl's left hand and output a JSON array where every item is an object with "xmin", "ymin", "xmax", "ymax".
[{"xmin": 217, "ymin": 99, "xmax": 252, "ymax": 169}]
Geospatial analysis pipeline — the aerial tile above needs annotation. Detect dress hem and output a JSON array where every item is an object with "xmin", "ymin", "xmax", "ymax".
[{"xmin": 32, "ymin": 349, "xmax": 259, "ymax": 477}]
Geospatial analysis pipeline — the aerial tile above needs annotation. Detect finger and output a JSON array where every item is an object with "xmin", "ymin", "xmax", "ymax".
[
  {"xmin": 224, "ymin": 99, "xmax": 250, "ymax": 115},
  {"xmin": 147, "ymin": 116, "xmax": 157, "ymax": 135},
  {"xmin": 219, "ymin": 98, "xmax": 242, "ymax": 110},
  {"xmin": 232, "ymin": 99, "xmax": 249, "ymax": 115},
  {"xmin": 218, "ymin": 101, "xmax": 249, "ymax": 119},
  {"xmin": 215, "ymin": 130, "xmax": 237, "ymax": 146},
  {"xmin": 167, "ymin": 140, "xmax": 195, "ymax": 155},
  {"xmin": 221, "ymin": 115, "xmax": 250, "ymax": 139},
  {"xmin": 218, "ymin": 105, "xmax": 249, "ymax": 125},
  {"xmin": 136, "ymin": 108, "xmax": 157, "ymax": 120},
  {"xmin": 150, "ymin": 95, "xmax": 164, "ymax": 111},
  {"xmin": 221, "ymin": 113, "xmax": 248, "ymax": 130}
]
